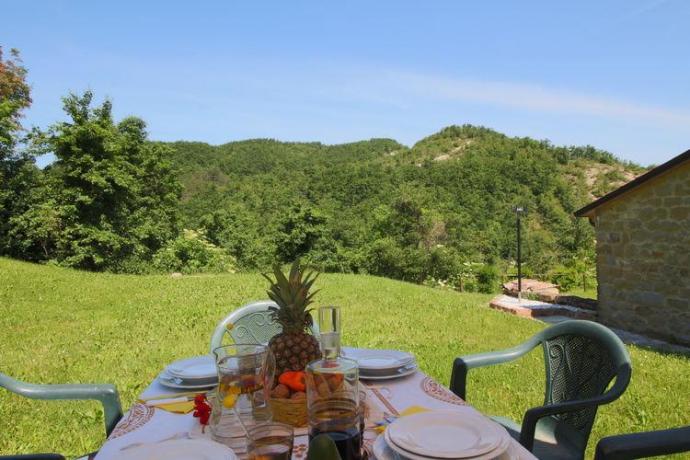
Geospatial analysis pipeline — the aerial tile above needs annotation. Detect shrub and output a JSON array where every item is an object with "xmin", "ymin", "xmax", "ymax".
[
  {"xmin": 550, "ymin": 264, "xmax": 579, "ymax": 291},
  {"xmin": 303, "ymin": 239, "xmax": 355, "ymax": 273},
  {"xmin": 461, "ymin": 276, "xmax": 478, "ymax": 293},
  {"xmin": 427, "ymin": 246, "xmax": 461, "ymax": 283},
  {"xmin": 108, "ymin": 255, "xmax": 156, "ymax": 274},
  {"xmin": 476, "ymin": 264, "xmax": 501, "ymax": 293},
  {"xmin": 364, "ymin": 238, "xmax": 429, "ymax": 283},
  {"xmin": 153, "ymin": 229, "xmax": 236, "ymax": 274}
]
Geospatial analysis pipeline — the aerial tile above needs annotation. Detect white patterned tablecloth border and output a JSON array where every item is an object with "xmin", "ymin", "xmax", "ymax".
[{"xmin": 108, "ymin": 403, "xmax": 156, "ymax": 439}]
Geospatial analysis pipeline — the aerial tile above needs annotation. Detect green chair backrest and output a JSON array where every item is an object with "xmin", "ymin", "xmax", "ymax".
[
  {"xmin": 209, "ymin": 300, "xmax": 320, "ymax": 352},
  {"xmin": 535, "ymin": 321, "xmax": 632, "ymax": 450}
]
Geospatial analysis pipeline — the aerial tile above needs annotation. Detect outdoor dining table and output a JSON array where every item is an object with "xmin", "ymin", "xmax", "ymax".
[{"xmin": 94, "ymin": 362, "xmax": 537, "ymax": 460}]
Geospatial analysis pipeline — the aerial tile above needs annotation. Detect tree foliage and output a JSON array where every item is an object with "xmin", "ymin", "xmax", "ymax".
[
  {"xmin": 153, "ymin": 229, "xmax": 236, "ymax": 274},
  {"xmin": 5, "ymin": 91, "xmax": 181, "ymax": 270},
  {"xmin": 166, "ymin": 125, "xmax": 644, "ymax": 285},
  {"xmin": 0, "ymin": 47, "xmax": 31, "ymax": 155},
  {"xmin": 0, "ymin": 47, "xmax": 35, "ymax": 254}
]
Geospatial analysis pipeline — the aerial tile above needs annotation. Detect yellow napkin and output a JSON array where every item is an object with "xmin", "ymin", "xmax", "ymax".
[
  {"xmin": 150, "ymin": 399, "xmax": 196, "ymax": 414},
  {"xmin": 399, "ymin": 405, "xmax": 432, "ymax": 417},
  {"xmin": 374, "ymin": 405, "xmax": 431, "ymax": 433}
]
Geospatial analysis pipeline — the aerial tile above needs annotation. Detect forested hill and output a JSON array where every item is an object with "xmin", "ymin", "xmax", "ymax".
[
  {"xmin": 161, "ymin": 125, "xmax": 645, "ymax": 286},
  {"xmin": 0, "ymin": 55, "xmax": 647, "ymax": 288}
]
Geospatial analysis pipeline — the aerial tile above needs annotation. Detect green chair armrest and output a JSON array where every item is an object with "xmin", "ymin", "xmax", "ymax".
[
  {"xmin": 450, "ymin": 342, "xmax": 536, "ymax": 400},
  {"xmin": 519, "ymin": 394, "xmax": 610, "ymax": 450},
  {"xmin": 519, "ymin": 365, "xmax": 631, "ymax": 451},
  {"xmin": 0, "ymin": 372, "xmax": 123, "ymax": 436},
  {"xmin": 594, "ymin": 426, "xmax": 690, "ymax": 460}
]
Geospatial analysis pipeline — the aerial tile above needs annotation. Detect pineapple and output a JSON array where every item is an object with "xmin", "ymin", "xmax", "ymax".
[{"xmin": 263, "ymin": 260, "xmax": 322, "ymax": 375}]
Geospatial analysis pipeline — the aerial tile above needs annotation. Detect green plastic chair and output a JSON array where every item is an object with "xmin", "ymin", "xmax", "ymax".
[
  {"xmin": 594, "ymin": 426, "xmax": 690, "ymax": 460},
  {"xmin": 0, "ymin": 371, "xmax": 123, "ymax": 458},
  {"xmin": 450, "ymin": 320, "xmax": 632, "ymax": 460}
]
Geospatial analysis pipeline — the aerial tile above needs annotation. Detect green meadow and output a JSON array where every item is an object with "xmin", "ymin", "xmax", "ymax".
[{"xmin": 1, "ymin": 258, "xmax": 688, "ymax": 458}]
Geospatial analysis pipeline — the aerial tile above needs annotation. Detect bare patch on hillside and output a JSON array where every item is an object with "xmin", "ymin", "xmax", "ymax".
[
  {"xmin": 451, "ymin": 139, "xmax": 473, "ymax": 153},
  {"xmin": 585, "ymin": 164, "xmax": 639, "ymax": 199},
  {"xmin": 430, "ymin": 139, "xmax": 474, "ymax": 162}
]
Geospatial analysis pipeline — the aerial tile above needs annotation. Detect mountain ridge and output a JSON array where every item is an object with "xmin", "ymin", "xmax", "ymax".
[{"xmin": 159, "ymin": 124, "xmax": 646, "ymax": 285}]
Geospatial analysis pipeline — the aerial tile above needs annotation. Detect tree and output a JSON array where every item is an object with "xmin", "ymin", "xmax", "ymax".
[
  {"xmin": 7, "ymin": 181, "xmax": 62, "ymax": 261},
  {"xmin": 275, "ymin": 204, "xmax": 327, "ymax": 263},
  {"xmin": 0, "ymin": 47, "xmax": 35, "ymax": 253},
  {"xmin": 0, "ymin": 47, "xmax": 30, "ymax": 157},
  {"xmin": 17, "ymin": 91, "xmax": 181, "ymax": 269},
  {"xmin": 200, "ymin": 206, "xmax": 274, "ymax": 269}
]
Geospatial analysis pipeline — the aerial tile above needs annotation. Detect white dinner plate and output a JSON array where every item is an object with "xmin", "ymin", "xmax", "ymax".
[
  {"xmin": 360, "ymin": 359, "xmax": 418, "ymax": 375},
  {"xmin": 158, "ymin": 370, "xmax": 218, "ymax": 390},
  {"xmin": 359, "ymin": 364, "xmax": 418, "ymax": 381},
  {"xmin": 342, "ymin": 347, "xmax": 414, "ymax": 371},
  {"xmin": 166, "ymin": 355, "xmax": 217, "ymax": 379},
  {"xmin": 382, "ymin": 429, "xmax": 512, "ymax": 460},
  {"xmin": 387, "ymin": 410, "xmax": 506, "ymax": 459},
  {"xmin": 119, "ymin": 438, "xmax": 237, "ymax": 460},
  {"xmin": 373, "ymin": 433, "xmax": 403, "ymax": 460}
]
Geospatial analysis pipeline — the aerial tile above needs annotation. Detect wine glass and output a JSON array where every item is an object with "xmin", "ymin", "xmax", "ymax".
[{"xmin": 319, "ymin": 305, "xmax": 342, "ymax": 360}]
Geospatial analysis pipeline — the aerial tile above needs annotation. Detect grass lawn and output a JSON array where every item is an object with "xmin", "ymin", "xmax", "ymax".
[
  {"xmin": 1, "ymin": 258, "xmax": 689, "ymax": 459},
  {"xmin": 562, "ymin": 286, "xmax": 598, "ymax": 300}
]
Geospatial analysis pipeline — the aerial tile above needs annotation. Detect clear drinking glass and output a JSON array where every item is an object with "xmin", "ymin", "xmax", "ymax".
[
  {"xmin": 247, "ymin": 422, "xmax": 294, "ymax": 460},
  {"xmin": 319, "ymin": 305, "xmax": 341, "ymax": 360},
  {"xmin": 306, "ymin": 306, "xmax": 362, "ymax": 460},
  {"xmin": 212, "ymin": 344, "xmax": 275, "ymax": 441}
]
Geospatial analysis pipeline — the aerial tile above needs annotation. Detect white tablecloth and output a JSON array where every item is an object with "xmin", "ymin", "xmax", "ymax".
[{"xmin": 95, "ymin": 367, "xmax": 537, "ymax": 460}]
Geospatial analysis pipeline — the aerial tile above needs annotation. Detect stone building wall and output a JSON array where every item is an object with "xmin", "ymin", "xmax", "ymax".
[{"xmin": 594, "ymin": 160, "xmax": 690, "ymax": 345}]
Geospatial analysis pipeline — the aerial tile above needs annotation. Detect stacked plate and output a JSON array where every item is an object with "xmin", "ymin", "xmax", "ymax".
[
  {"xmin": 342, "ymin": 347, "xmax": 417, "ymax": 380},
  {"xmin": 374, "ymin": 411, "xmax": 511, "ymax": 460},
  {"xmin": 158, "ymin": 355, "xmax": 218, "ymax": 390}
]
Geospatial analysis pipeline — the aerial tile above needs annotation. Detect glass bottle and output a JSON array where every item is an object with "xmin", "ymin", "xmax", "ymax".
[{"xmin": 306, "ymin": 306, "xmax": 362, "ymax": 460}]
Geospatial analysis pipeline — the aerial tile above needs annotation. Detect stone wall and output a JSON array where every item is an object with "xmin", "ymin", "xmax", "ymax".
[{"xmin": 594, "ymin": 160, "xmax": 690, "ymax": 345}]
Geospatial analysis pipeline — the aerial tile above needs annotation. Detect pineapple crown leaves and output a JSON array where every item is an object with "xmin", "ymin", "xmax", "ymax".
[{"xmin": 262, "ymin": 259, "xmax": 320, "ymax": 333}]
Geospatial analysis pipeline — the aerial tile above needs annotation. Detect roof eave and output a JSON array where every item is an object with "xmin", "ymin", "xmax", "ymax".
[{"xmin": 574, "ymin": 149, "xmax": 690, "ymax": 218}]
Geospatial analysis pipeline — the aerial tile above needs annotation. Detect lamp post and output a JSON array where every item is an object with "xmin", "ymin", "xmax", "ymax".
[{"xmin": 514, "ymin": 206, "xmax": 525, "ymax": 301}]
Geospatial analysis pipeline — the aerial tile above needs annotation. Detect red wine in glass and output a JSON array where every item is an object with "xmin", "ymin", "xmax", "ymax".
[{"xmin": 309, "ymin": 426, "xmax": 362, "ymax": 460}]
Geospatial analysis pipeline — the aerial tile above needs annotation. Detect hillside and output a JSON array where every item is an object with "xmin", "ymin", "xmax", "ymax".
[
  {"xmin": 162, "ymin": 125, "xmax": 646, "ymax": 284},
  {"xmin": 1, "ymin": 258, "xmax": 687, "ymax": 458},
  {"xmin": 407, "ymin": 126, "xmax": 645, "ymax": 201}
]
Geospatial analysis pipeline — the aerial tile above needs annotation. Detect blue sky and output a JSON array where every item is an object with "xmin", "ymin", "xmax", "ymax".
[{"xmin": 5, "ymin": 0, "xmax": 690, "ymax": 166}]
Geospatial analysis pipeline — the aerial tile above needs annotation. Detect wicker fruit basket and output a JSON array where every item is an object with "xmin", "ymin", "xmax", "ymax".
[
  {"xmin": 269, "ymin": 396, "xmax": 308, "ymax": 427},
  {"xmin": 269, "ymin": 386, "xmax": 370, "ymax": 428}
]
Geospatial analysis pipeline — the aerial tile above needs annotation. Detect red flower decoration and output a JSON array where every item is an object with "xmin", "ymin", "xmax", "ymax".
[{"xmin": 192, "ymin": 393, "xmax": 212, "ymax": 431}]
